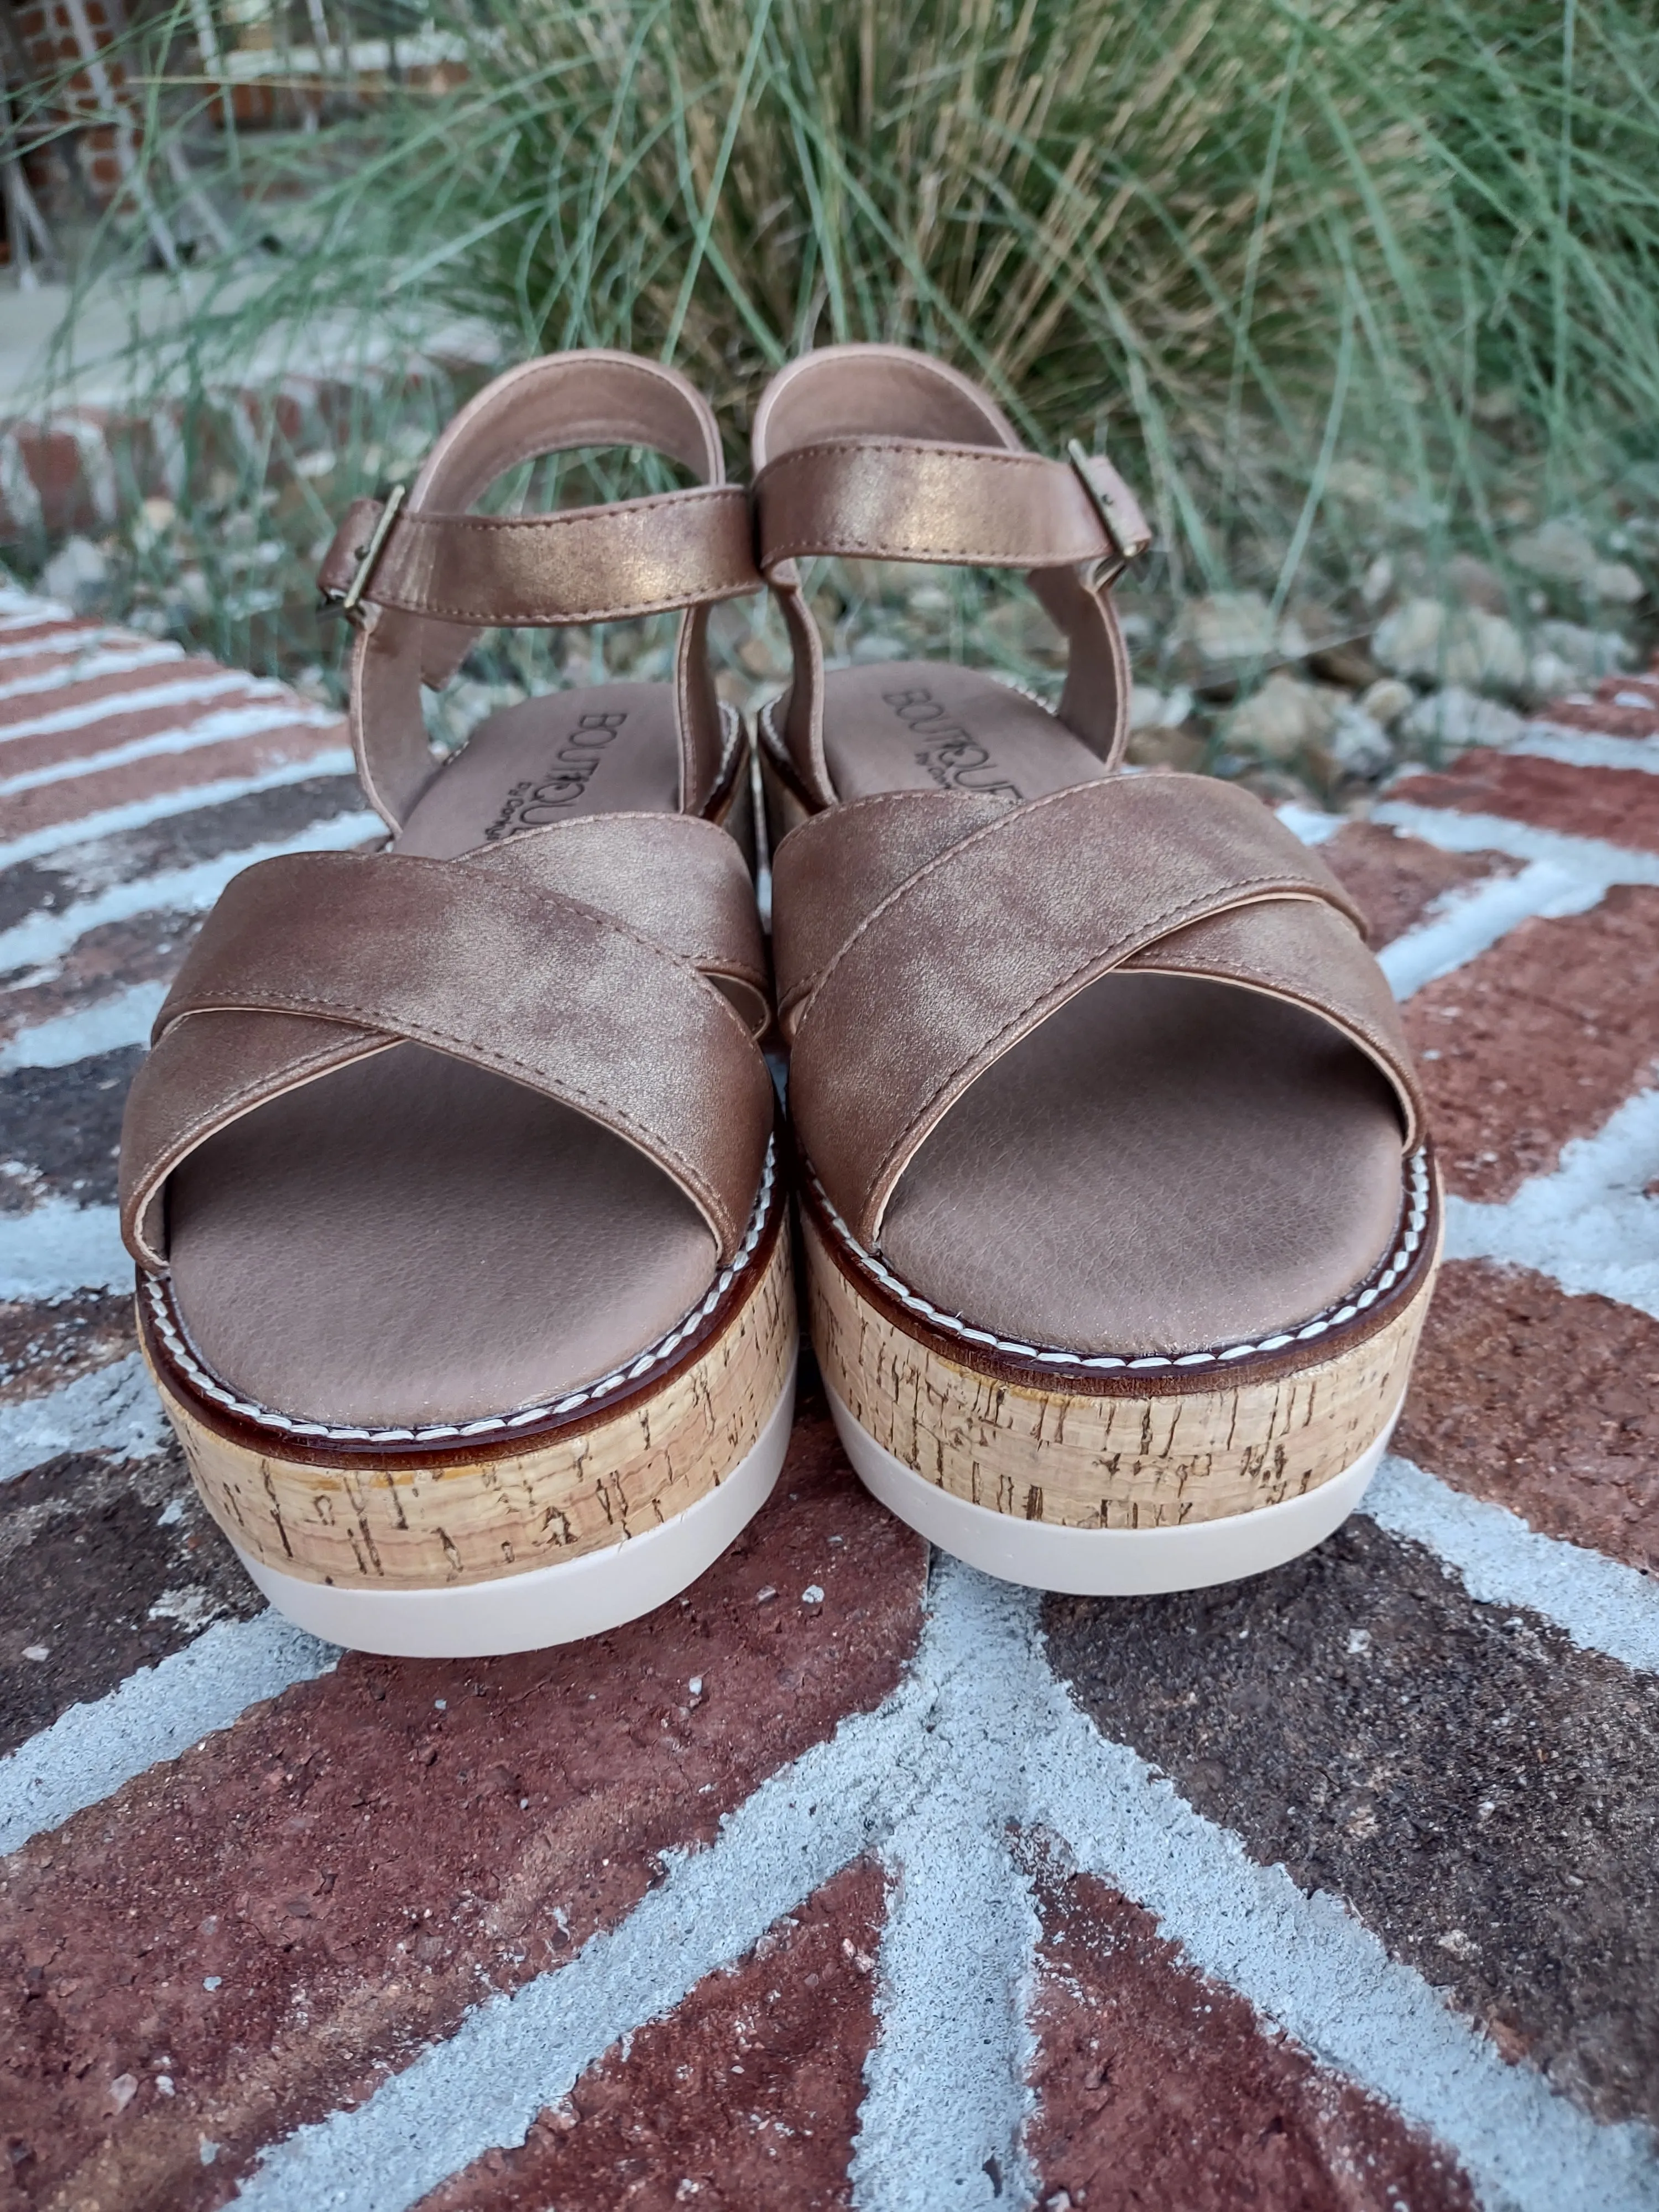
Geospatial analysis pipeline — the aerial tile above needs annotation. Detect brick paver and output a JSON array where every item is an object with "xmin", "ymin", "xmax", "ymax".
[
  {"xmin": 1399, "ymin": 1260, "xmax": 1659, "ymax": 1571},
  {"xmin": 1021, "ymin": 1856, "xmax": 1478, "ymax": 2211},
  {"xmin": 1390, "ymin": 749, "xmax": 1659, "ymax": 853},
  {"xmin": 1403, "ymin": 887, "xmax": 1659, "ymax": 1200},
  {"xmin": 417, "ymin": 1862, "xmax": 886, "ymax": 2211},
  {"xmin": 2, "ymin": 587, "xmax": 1657, "ymax": 2209}
]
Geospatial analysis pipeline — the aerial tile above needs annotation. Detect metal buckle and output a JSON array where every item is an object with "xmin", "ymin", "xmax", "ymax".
[
  {"xmin": 1066, "ymin": 440, "xmax": 1151, "ymax": 585},
  {"xmin": 320, "ymin": 483, "xmax": 407, "ymax": 620}
]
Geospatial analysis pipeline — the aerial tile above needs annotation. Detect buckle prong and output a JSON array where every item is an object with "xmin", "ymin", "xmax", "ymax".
[{"xmin": 335, "ymin": 482, "xmax": 408, "ymax": 619}]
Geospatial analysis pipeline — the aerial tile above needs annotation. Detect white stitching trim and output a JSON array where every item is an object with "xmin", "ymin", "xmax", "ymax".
[
  {"xmin": 810, "ymin": 1148, "xmax": 1431, "ymax": 1374},
  {"xmin": 144, "ymin": 1139, "xmax": 778, "ymax": 1444}
]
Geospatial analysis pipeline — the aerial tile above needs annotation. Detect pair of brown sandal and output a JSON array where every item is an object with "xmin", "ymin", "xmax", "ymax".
[{"xmin": 119, "ymin": 346, "xmax": 1439, "ymax": 1657}]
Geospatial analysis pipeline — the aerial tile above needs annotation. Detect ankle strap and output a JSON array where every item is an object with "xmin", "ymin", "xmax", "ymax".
[
  {"xmin": 320, "ymin": 353, "xmax": 761, "ymax": 828},
  {"xmin": 753, "ymin": 436, "xmax": 1146, "ymax": 573},
  {"xmin": 749, "ymin": 345, "xmax": 1146, "ymax": 809}
]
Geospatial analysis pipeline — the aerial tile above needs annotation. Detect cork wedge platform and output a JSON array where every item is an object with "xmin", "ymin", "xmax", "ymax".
[
  {"xmin": 119, "ymin": 354, "xmax": 795, "ymax": 1656},
  {"xmin": 753, "ymin": 344, "xmax": 1438, "ymax": 1595}
]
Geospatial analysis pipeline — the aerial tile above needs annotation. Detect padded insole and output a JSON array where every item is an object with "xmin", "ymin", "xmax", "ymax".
[
  {"xmin": 395, "ymin": 682, "xmax": 682, "ymax": 857},
  {"xmin": 880, "ymin": 975, "xmax": 1402, "ymax": 1357},
  {"xmin": 821, "ymin": 662, "xmax": 1108, "ymax": 803},
  {"xmin": 166, "ymin": 686, "xmax": 719, "ymax": 1428},
  {"xmin": 818, "ymin": 669, "xmax": 1405, "ymax": 1354}
]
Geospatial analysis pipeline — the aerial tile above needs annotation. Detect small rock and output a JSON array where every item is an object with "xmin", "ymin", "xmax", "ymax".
[
  {"xmin": 1128, "ymin": 682, "xmax": 1193, "ymax": 732},
  {"xmin": 1126, "ymin": 724, "xmax": 1206, "ymax": 772},
  {"xmin": 108, "ymin": 2073, "xmax": 138, "ymax": 2115},
  {"xmin": 1532, "ymin": 619, "xmax": 1632, "ymax": 678},
  {"xmin": 41, "ymin": 534, "xmax": 111, "ymax": 612},
  {"xmin": 1307, "ymin": 639, "xmax": 1380, "ymax": 690},
  {"xmin": 1360, "ymin": 554, "xmax": 1394, "ymax": 607},
  {"xmin": 425, "ymin": 679, "xmax": 525, "ymax": 752},
  {"xmin": 1358, "ymin": 677, "xmax": 1414, "ymax": 728},
  {"xmin": 174, "ymin": 567, "xmax": 213, "ymax": 615},
  {"xmin": 1445, "ymin": 552, "xmax": 1506, "ymax": 612},
  {"xmin": 1590, "ymin": 560, "xmax": 1644, "ymax": 604},
  {"xmin": 1506, "ymin": 517, "xmax": 1637, "ymax": 594},
  {"xmin": 1173, "ymin": 591, "xmax": 1279, "ymax": 666},
  {"xmin": 1323, "ymin": 458, "xmax": 1390, "ymax": 510},
  {"xmin": 1528, "ymin": 651, "xmax": 1582, "ymax": 701},
  {"xmin": 848, "ymin": 634, "xmax": 907, "ymax": 665},
  {"xmin": 1400, "ymin": 685, "xmax": 1523, "ymax": 754},
  {"xmin": 1325, "ymin": 705, "xmax": 1394, "ymax": 780},
  {"xmin": 1228, "ymin": 673, "xmax": 1340, "ymax": 762},
  {"xmin": 137, "ymin": 495, "xmax": 176, "ymax": 540},
  {"xmin": 1373, "ymin": 597, "xmax": 1526, "ymax": 691}
]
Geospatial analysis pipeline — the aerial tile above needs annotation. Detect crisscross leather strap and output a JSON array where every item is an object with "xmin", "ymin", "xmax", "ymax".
[
  {"xmin": 120, "ymin": 815, "xmax": 772, "ymax": 1271},
  {"xmin": 750, "ymin": 345, "xmax": 1145, "ymax": 807},
  {"xmin": 773, "ymin": 775, "xmax": 1421, "ymax": 1248},
  {"xmin": 318, "ymin": 352, "xmax": 763, "ymax": 831}
]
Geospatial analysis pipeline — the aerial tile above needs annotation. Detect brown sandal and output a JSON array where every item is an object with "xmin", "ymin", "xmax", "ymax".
[
  {"xmin": 753, "ymin": 343, "xmax": 1438, "ymax": 1594},
  {"xmin": 120, "ymin": 352, "xmax": 794, "ymax": 1656}
]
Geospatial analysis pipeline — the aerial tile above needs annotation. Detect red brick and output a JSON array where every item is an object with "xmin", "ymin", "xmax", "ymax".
[
  {"xmin": 1390, "ymin": 750, "xmax": 1659, "ymax": 854},
  {"xmin": 0, "ymin": 1408, "xmax": 925, "ymax": 2212},
  {"xmin": 0, "ymin": 660, "xmax": 247, "ymax": 772},
  {"xmin": 3, "ymin": 723, "xmax": 347, "ymax": 842},
  {"xmin": 1404, "ymin": 886, "xmax": 1659, "ymax": 1200},
  {"xmin": 1319, "ymin": 821, "xmax": 1515, "ymax": 948},
  {"xmin": 416, "ymin": 1860, "xmax": 886, "ymax": 2212},
  {"xmin": 12, "ymin": 428, "xmax": 104, "ymax": 538},
  {"xmin": 1399, "ymin": 1260, "xmax": 1659, "ymax": 1572},
  {"xmin": 0, "ymin": 1290, "xmax": 133, "ymax": 1405},
  {"xmin": 1023, "ymin": 1854, "xmax": 1476, "ymax": 2212},
  {"xmin": 1541, "ymin": 665, "xmax": 1659, "ymax": 737}
]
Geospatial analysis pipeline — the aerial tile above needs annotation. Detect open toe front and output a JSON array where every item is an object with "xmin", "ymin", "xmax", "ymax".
[
  {"xmin": 878, "ymin": 974, "xmax": 1407, "ymax": 1361},
  {"xmin": 120, "ymin": 352, "xmax": 794, "ymax": 1657},
  {"xmin": 754, "ymin": 342, "xmax": 1439, "ymax": 1595}
]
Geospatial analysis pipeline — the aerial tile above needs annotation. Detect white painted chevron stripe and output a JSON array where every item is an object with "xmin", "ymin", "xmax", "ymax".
[
  {"xmin": 0, "ymin": 1611, "xmax": 337, "ymax": 1856},
  {"xmin": 0, "ymin": 800, "xmax": 381, "ymax": 978},
  {"xmin": 1366, "ymin": 1454, "xmax": 1659, "ymax": 1676},
  {"xmin": 0, "ymin": 643, "xmax": 187, "ymax": 702},
  {"xmin": 0, "ymin": 670, "xmax": 274, "ymax": 744},
  {"xmin": 234, "ymin": 1561, "xmax": 1658, "ymax": 2212},
  {"xmin": 1444, "ymin": 1084, "xmax": 1659, "ymax": 1322},
  {"xmin": 0, "ymin": 702, "xmax": 343, "ymax": 798},
  {"xmin": 0, "ymin": 746, "xmax": 356, "ymax": 872}
]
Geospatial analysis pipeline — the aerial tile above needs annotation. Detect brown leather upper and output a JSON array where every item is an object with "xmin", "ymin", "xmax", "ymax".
[
  {"xmin": 321, "ymin": 352, "xmax": 763, "ymax": 828},
  {"xmin": 749, "ymin": 344, "xmax": 1140, "ymax": 805},
  {"xmin": 773, "ymin": 774, "xmax": 1422, "ymax": 1250},
  {"xmin": 121, "ymin": 814, "xmax": 772, "ymax": 1274},
  {"xmin": 319, "ymin": 484, "xmax": 758, "ymax": 630}
]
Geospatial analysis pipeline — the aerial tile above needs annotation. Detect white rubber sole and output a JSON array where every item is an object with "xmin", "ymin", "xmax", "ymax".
[
  {"xmin": 827, "ymin": 1380, "xmax": 1399, "ymax": 1595},
  {"xmin": 237, "ymin": 1357, "xmax": 798, "ymax": 1657}
]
